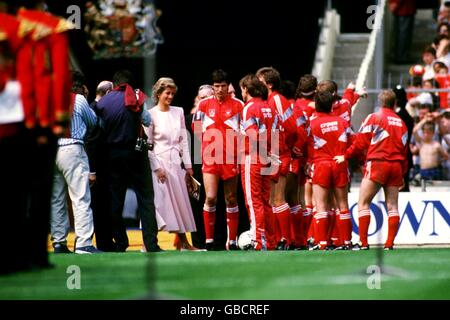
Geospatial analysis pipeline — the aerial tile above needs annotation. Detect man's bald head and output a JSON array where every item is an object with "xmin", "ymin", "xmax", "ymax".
[{"xmin": 96, "ymin": 80, "xmax": 113, "ymax": 101}]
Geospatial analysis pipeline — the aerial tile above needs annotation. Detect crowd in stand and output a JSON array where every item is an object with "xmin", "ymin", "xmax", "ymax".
[{"xmin": 399, "ymin": 0, "xmax": 450, "ymax": 182}]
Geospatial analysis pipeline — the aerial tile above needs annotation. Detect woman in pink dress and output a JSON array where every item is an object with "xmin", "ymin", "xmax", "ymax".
[{"xmin": 146, "ymin": 77, "xmax": 200, "ymax": 250}]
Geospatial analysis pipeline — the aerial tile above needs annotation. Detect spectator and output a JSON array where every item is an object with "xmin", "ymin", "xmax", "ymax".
[
  {"xmin": 434, "ymin": 63, "xmax": 450, "ymax": 109},
  {"xmin": 422, "ymin": 46, "xmax": 437, "ymax": 80},
  {"xmin": 435, "ymin": 35, "xmax": 450, "ymax": 68},
  {"xmin": 438, "ymin": 0, "xmax": 450, "ymax": 23},
  {"xmin": 389, "ymin": 0, "xmax": 417, "ymax": 64},
  {"xmin": 50, "ymin": 71, "xmax": 101, "ymax": 254},
  {"xmin": 437, "ymin": 21, "xmax": 450, "ymax": 37},
  {"xmin": 412, "ymin": 119, "xmax": 449, "ymax": 180},
  {"xmin": 96, "ymin": 69, "xmax": 162, "ymax": 252}
]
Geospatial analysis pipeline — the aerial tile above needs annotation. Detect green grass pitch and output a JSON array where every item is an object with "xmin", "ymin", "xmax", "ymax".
[{"xmin": 1, "ymin": 249, "xmax": 449, "ymax": 299}]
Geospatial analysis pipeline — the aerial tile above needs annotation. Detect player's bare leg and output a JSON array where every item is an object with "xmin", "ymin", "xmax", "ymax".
[
  {"xmin": 312, "ymin": 184, "xmax": 330, "ymax": 249},
  {"xmin": 333, "ymin": 186, "xmax": 352, "ymax": 248},
  {"xmin": 356, "ymin": 178, "xmax": 381, "ymax": 248},
  {"xmin": 383, "ymin": 185, "xmax": 400, "ymax": 249}
]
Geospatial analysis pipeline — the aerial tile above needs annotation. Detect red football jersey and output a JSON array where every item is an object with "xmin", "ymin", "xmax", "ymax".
[
  {"xmin": 241, "ymin": 97, "xmax": 277, "ymax": 162},
  {"xmin": 193, "ymin": 95, "xmax": 243, "ymax": 165},
  {"xmin": 268, "ymin": 91, "xmax": 297, "ymax": 153},
  {"xmin": 345, "ymin": 107, "xmax": 408, "ymax": 173},
  {"xmin": 308, "ymin": 112, "xmax": 352, "ymax": 163}
]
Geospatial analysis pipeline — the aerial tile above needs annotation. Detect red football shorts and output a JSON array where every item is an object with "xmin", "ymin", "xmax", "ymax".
[
  {"xmin": 363, "ymin": 160, "xmax": 403, "ymax": 187},
  {"xmin": 311, "ymin": 160, "xmax": 349, "ymax": 188},
  {"xmin": 202, "ymin": 163, "xmax": 239, "ymax": 180}
]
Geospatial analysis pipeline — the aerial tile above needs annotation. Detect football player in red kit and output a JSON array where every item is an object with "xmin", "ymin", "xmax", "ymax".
[
  {"xmin": 308, "ymin": 91, "xmax": 353, "ymax": 250},
  {"xmin": 239, "ymin": 74, "xmax": 278, "ymax": 250},
  {"xmin": 193, "ymin": 69, "xmax": 244, "ymax": 250},
  {"xmin": 256, "ymin": 67, "xmax": 297, "ymax": 250},
  {"xmin": 293, "ymin": 74, "xmax": 318, "ymax": 248},
  {"xmin": 335, "ymin": 90, "xmax": 408, "ymax": 250},
  {"xmin": 315, "ymin": 80, "xmax": 366, "ymax": 247}
]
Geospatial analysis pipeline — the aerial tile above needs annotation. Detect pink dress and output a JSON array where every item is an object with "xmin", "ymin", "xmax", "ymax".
[{"xmin": 146, "ymin": 106, "xmax": 197, "ymax": 233}]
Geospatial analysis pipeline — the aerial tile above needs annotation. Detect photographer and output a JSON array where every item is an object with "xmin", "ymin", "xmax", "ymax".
[{"xmin": 96, "ymin": 70, "xmax": 162, "ymax": 252}]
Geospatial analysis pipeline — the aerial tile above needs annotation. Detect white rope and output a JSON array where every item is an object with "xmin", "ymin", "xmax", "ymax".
[{"xmin": 353, "ymin": 0, "xmax": 386, "ymax": 115}]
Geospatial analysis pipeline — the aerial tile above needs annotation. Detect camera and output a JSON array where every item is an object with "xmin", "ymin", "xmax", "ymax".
[{"xmin": 135, "ymin": 138, "xmax": 153, "ymax": 152}]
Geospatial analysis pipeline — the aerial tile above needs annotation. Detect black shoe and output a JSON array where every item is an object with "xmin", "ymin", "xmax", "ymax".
[
  {"xmin": 227, "ymin": 242, "xmax": 239, "ymax": 251},
  {"xmin": 334, "ymin": 245, "xmax": 351, "ymax": 250},
  {"xmin": 294, "ymin": 245, "xmax": 308, "ymax": 251},
  {"xmin": 352, "ymin": 243, "xmax": 370, "ymax": 251},
  {"xmin": 384, "ymin": 246, "xmax": 394, "ymax": 251},
  {"xmin": 53, "ymin": 243, "xmax": 72, "ymax": 254},
  {"xmin": 147, "ymin": 246, "xmax": 164, "ymax": 253},
  {"xmin": 308, "ymin": 244, "xmax": 322, "ymax": 251},
  {"xmin": 75, "ymin": 245, "xmax": 103, "ymax": 254},
  {"xmin": 205, "ymin": 242, "xmax": 215, "ymax": 251},
  {"xmin": 325, "ymin": 245, "xmax": 337, "ymax": 250},
  {"xmin": 276, "ymin": 239, "xmax": 289, "ymax": 250}
]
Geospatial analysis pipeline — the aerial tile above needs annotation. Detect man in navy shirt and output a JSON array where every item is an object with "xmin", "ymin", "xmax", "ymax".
[{"xmin": 96, "ymin": 70, "xmax": 161, "ymax": 252}]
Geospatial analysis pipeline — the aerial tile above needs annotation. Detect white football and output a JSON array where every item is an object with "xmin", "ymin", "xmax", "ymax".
[{"xmin": 238, "ymin": 230, "xmax": 254, "ymax": 250}]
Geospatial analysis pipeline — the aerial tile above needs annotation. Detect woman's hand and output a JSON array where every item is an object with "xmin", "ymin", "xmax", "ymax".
[
  {"xmin": 155, "ymin": 168, "xmax": 168, "ymax": 184},
  {"xmin": 185, "ymin": 168, "xmax": 194, "ymax": 176}
]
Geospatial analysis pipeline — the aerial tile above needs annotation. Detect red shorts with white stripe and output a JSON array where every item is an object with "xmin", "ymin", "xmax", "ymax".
[
  {"xmin": 311, "ymin": 161, "xmax": 349, "ymax": 188},
  {"xmin": 202, "ymin": 163, "xmax": 239, "ymax": 180},
  {"xmin": 363, "ymin": 160, "xmax": 403, "ymax": 187}
]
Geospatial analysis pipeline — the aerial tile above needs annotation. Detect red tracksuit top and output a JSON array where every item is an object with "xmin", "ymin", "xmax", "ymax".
[
  {"xmin": 193, "ymin": 94, "xmax": 244, "ymax": 163},
  {"xmin": 294, "ymin": 97, "xmax": 315, "ymax": 122},
  {"xmin": 345, "ymin": 107, "xmax": 408, "ymax": 173},
  {"xmin": 241, "ymin": 97, "xmax": 277, "ymax": 162},
  {"xmin": 268, "ymin": 91, "xmax": 296, "ymax": 154},
  {"xmin": 308, "ymin": 112, "xmax": 352, "ymax": 163},
  {"xmin": 331, "ymin": 88, "xmax": 360, "ymax": 126}
]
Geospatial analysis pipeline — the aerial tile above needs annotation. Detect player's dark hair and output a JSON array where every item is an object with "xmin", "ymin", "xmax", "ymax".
[
  {"xmin": 239, "ymin": 74, "xmax": 268, "ymax": 100},
  {"xmin": 256, "ymin": 67, "xmax": 281, "ymax": 92},
  {"xmin": 295, "ymin": 74, "xmax": 318, "ymax": 99},
  {"xmin": 315, "ymin": 90, "xmax": 333, "ymax": 113},
  {"xmin": 211, "ymin": 69, "xmax": 230, "ymax": 84}
]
